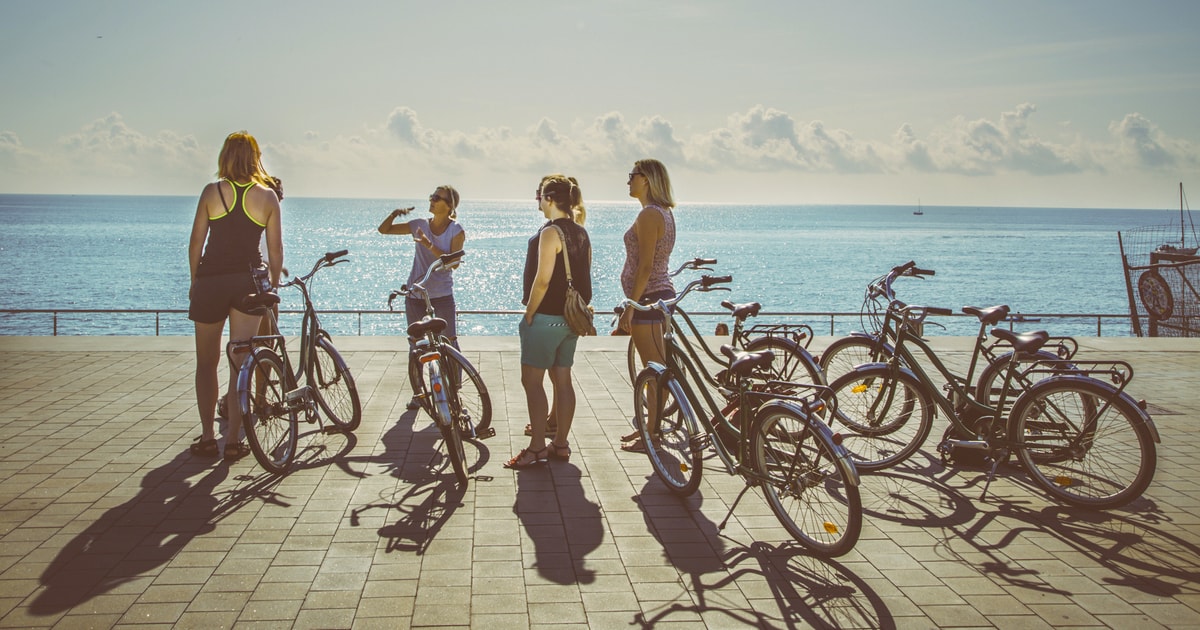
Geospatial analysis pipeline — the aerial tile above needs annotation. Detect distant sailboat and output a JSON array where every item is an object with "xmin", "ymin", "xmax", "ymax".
[
  {"xmin": 1153, "ymin": 183, "xmax": 1197, "ymax": 261},
  {"xmin": 913, "ymin": 199, "xmax": 924, "ymax": 216}
]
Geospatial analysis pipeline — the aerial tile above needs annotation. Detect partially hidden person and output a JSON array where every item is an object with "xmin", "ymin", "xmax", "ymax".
[{"xmin": 378, "ymin": 186, "xmax": 466, "ymax": 410}]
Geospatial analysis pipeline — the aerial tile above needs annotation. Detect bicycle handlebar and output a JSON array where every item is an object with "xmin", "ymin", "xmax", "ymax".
[
  {"xmin": 388, "ymin": 249, "xmax": 466, "ymax": 306},
  {"xmin": 668, "ymin": 257, "xmax": 719, "ymax": 277},
  {"xmin": 616, "ymin": 274, "xmax": 732, "ymax": 314},
  {"xmin": 281, "ymin": 249, "xmax": 351, "ymax": 288}
]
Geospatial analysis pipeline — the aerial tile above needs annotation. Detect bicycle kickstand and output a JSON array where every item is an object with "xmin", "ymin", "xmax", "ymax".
[
  {"xmin": 717, "ymin": 482, "xmax": 755, "ymax": 531},
  {"xmin": 978, "ymin": 448, "xmax": 1008, "ymax": 502}
]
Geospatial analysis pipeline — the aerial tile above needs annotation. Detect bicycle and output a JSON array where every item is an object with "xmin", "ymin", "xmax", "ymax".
[
  {"xmin": 229, "ymin": 250, "xmax": 362, "ymax": 475},
  {"xmin": 825, "ymin": 271, "xmax": 1159, "ymax": 509},
  {"xmin": 622, "ymin": 275, "xmax": 862, "ymax": 557},
  {"xmin": 622, "ymin": 258, "xmax": 822, "ymax": 412},
  {"xmin": 388, "ymin": 249, "xmax": 492, "ymax": 489},
  {"xmin": 820, "ymin": 262, "xmax": 1079, "ymax": 411}
]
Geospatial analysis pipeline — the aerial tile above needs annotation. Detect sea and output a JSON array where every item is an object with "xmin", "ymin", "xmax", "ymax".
[{"xmin": 0, "ymin": 193, "xmax": 1178, "ymax": 338}]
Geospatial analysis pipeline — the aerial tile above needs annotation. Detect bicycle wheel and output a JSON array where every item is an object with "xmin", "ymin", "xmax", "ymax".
[
  {"xmin": 629, "ymin": 336, "xmax": 679, "ymax": 418},
  {"xmin": 827, "ymin": 366, "xmax": 934, "ymax": 472},
  {"xmin": 974, "ymin": 350, "xmax": 1063, "ymax": 419},
  {"xmin": 750, "ymin": 403, "xmax": 862, "ymax": 557},
  {"xmin": 428, "ymin": 360, "xmax": 469, "ymax": 488},
  {"xmin": 439, "ymin": 346, "xmax": 492, "ymax": 438},
  {"xmin": 311, "ymin": 334, "xmax": 362, "ymax": 431},
  {"xmin": 744, "ymin": 335, "xmax": 824, "ymax": 385},
  {"xmin": 633, "ymin": 367, "xmax": 703, "ymax": 496},
  {"xmin": 1010, "ymin": 378, "xmax": 1156, "ymax": 509},
  {"xmin": 238, "ymin": 349, "xmax": 298, "ymax": 474},
  {"xmin": 819, "ymin": 335, "xmax": 894, "ymax": 386}
]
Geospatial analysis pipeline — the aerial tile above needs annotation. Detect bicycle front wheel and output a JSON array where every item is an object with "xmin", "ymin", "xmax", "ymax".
[
  {"xmin": 634, "ymin": 367, "xmax": 703, "ymax": 496},
  {"xmin": 440, "ymin": 346, "xmax": 492, "ymax": 438},
  {"xmin": 238, "ymin": 348, "xmax": 298, "ymax": 474},
  {"xmin": 828, "ymin": 366, "xmax": 933, "ymax": 472},
  {"xmin": 312, "ymin": 335, "xmax": 361, "ymax": 431},
  {"xmin": 1010, "ymin": 378, "xmax": 1156, "ymax": 509},
  {"xmin": 819, "ymin": 335, "xmax": 894, "ymax": 386},
  {"xmin": 750, "ymin": 404, "xmax": 861, "ymax": 557}
]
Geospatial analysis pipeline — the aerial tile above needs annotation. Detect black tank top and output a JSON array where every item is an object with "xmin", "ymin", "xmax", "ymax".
[
  {"xmin": 197, "ymin": 180, "xmax": 266, "ymax": 277},
  {"xmin": 522, "ymin": 218, "xmax": 592, "ymax": 315}
]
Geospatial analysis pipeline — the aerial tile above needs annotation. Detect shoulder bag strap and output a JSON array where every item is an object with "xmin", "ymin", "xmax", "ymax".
[{"xmin": 549, "ymin": 224, "xmax": 574, "ymax": 286}]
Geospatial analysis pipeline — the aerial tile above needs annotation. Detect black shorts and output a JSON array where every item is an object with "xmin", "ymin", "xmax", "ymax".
[
  {"xmin": 632, "ymin": 290, "xmax": 676, "ymax": 325},
  {"xmin": 188, "ymin": 272, "xmax": 259, "ymax": 324}
]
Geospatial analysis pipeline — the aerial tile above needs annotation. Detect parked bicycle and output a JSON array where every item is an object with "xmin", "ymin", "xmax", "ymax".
[
  {"xmin": 624, "ymin": 257, "xmax": 822, "ymax": 391},
  {"xmin": 825, "ymin": 264, "xmax": 1159, "ymax": 509},
  {"xmin": 229, "ymin": 250, "xmax": 362, "ymax": 475},
  {"xmin": 622, "ymin": 274, "xmax": 862, "ymax": 557},
  {"xmin": 388, "ymin": 249, "xmax": 492, "ymax": 489}
]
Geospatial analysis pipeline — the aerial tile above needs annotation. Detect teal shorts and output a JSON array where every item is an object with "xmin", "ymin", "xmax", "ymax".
[{"xmin": 519, "ymin": 314, "xmax": 579, "ymax": 369}]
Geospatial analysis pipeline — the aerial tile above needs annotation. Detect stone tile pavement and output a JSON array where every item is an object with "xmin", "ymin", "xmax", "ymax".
[{"xmin": 0, "ymin": 334, "xmax": 1197, "ymax": 629}]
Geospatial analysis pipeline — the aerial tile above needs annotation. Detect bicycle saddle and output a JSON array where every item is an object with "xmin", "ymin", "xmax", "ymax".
[
  {"xmin": 962, "ymin": 305, "xmax": 1010, "ymax": 326},
  {"xmin": 720, "ymin": 300, "xmax": 761, "ymax": 319},
  {"xmin": 242, "ymin": 292, "xmax": 281, "ymax": 314},
  {"xmin": 720, "ymin": 344, "xmax": 775, "ymax": 377},
  {"xmin": 407, "ymin": 317, "xmax": 447, "ymax": 338},
  {"xmin": 989, "ymin": 328, "xmax": 1049, "ymax": 356}
]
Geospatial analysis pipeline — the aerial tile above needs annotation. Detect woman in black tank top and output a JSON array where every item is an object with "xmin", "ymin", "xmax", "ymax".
[{"xmin": 186, "ymin": 131, "xmax": 284, "ymax": 461}]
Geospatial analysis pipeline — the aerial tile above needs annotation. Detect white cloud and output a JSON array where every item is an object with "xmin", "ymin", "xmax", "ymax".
[{"xmin": 1107, "ymin": 112, "xmax": 1199, "ymax": 169}]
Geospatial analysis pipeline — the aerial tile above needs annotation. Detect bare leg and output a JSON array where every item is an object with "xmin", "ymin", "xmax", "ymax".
[
  {"xmin": 224, "ymin": 309, "xmax": 264, "ymax": 445},
  {"xmin": 195, "ymin": 320, "xmax": 226, "ymax": 441},
  {"xmin": 549, "ymin": 366, "xmax": 575, "ymax": 447},
  {"xmin": 631, "ymin": 320, "xmax": 667, "ymax": 436},
  {"xmin": 521, "ymin": 365, "xmax": 549, "ymax": 451}
]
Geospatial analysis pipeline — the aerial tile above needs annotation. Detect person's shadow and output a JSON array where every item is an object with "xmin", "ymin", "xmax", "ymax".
[
  {"xmin": 512, "ymin": 461, "xmax": 603, "ymax": 584},
  {"xmin": 29, "ymin": 451, "xmax": 288, "ymax": 616}
]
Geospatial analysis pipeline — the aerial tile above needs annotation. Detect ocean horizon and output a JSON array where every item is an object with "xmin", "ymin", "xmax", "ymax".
[{"xmin": 0, "ymin": 193, "xmax": 1186, "ymax": 338}]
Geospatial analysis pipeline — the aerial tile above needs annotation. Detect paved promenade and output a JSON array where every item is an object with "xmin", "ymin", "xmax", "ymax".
[{"xmin": 0, "ymin": 334, "xmax": 1197, "ymax": 629}]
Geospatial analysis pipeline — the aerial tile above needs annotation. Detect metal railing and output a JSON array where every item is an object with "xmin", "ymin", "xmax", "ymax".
[{"xmin": 1, "ymin": 308, "xmax": 1136, "ymax": 337}]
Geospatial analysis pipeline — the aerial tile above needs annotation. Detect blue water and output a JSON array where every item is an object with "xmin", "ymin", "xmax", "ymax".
[{"xmin": 0, "ymin": 194, "xmax": 1177, "ymax": 336}]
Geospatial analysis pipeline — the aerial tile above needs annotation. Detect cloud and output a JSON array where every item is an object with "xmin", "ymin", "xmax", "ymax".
[
  {"xmin": 689, "ymin": 106, "xmax": 887, "ymax": 173},
  {"xmin": 1107, "ymin": 112, "xmax": 1194, "ymax": 169},
  {"xmin": 57, "ymin": 113, "xmax": 207, "ymax": 178},
  {"xmin": 913, "ymin": 103, "xmax": 1089, "ymax": 176}
]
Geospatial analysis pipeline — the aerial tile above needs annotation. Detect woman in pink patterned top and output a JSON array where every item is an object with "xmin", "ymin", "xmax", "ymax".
[{"xmin": 618, "ymin": 158, "xmax": 676, "ymax": 452}]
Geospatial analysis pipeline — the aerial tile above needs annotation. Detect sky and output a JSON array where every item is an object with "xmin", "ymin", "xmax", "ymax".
[{"xmin": 1, "ymin": 0, "xmax": 1198, "ymax": 208}]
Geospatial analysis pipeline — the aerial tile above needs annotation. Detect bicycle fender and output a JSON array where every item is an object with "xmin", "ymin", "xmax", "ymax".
[
  {"xmin": 438, "ymin": 343, "xmax": 483, "ymax": 380},
  {"xmin": 757, "ymin": 399, "xmax": 861, "ymax": 487},
  {"xmin": 1016, "ymin": 375, "xmax": 1160, "ymax": 444}
]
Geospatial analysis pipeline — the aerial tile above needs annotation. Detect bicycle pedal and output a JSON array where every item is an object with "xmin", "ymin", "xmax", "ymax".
[
  {"xmin": 474, "ymin": 427, "xmax": 496, "ymax": 440},
  {"xmin": 321, "ymin": 425, "xmax": 344, "ymax": 435},
  {"xmin": 690, "ymin": 434, "xmax": 712, "ymax": 451}
]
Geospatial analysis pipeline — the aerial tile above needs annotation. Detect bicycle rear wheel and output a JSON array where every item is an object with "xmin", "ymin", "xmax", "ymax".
[
  {"xmin": 750, "ymin": 403, "xmax": 861, "ymax": 557},
  {"xmin": 744, "ymin": 335, "xmax": 823, "ymax": 385},
  {"xmin": 440, "ymin": 346, "xmax": 492, "ymax": 438},
  {"xmin": 633, "ymin": 367, "xmax": 703, "ymax": 496},
  {"xmin": 311, "ymin": 334, "xmax": 361, "ymax": 431},
  {"xmin": 828, "ymin": 366, "xmax": 933, "ymax": 472},
  {"xmin": 427, "ymin": 360, "xmax": 469, "ymax": 488},
  {"xmin": 974, "ymin": 350, "xmax": 1063, "ymax": 419},
  {"xmin": 1010, "ymin": 378, "xmax": 1156, "ymax": 509},
  {"xmin": 238, "ymin": 349, "xmax": 298, "ymax": 474}
]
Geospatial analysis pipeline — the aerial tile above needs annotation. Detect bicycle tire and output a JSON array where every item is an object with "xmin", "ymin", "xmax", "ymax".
[
  {"xmin": 311, "ymin": 334, "xmax": 361, "ymax": 431},
  {"xmin": 628, "ymin": 336, "xmax": 680, "ymax": 418},
  {"xmin": 439, "ymin": 345, "xmax": 492, "ymax": 438},
  {"xmin": 827, "ymin": 366, "xmax": 934, "ymax": 472},
  {"xmin": 750, "ymin": 402, "xmax": 862, "ymax": 557},
  {"xmin": 819, "ymin": 335, "xmax": 896, "ymax": 386},
  {"xmin": 1009, "ymin": 378, "xmax": 1156, "ymax": 509},
  {"xmin": 744, "ymin": 335, "xmax": 824, "ymax": 385},
  {"xmin": 634, "ymin": 367, "xmax": 703, "ymax": 496},
  {"xmin": 238, "ymin": 348, "xmax": 298, "ymax": 475},
  {"xmin": 973, "ymin": 350, "xmax": 1063, "ymax": 419},
  {"xmin": 427, "ymin": 358, "xmax": 468, "ymax": 488},
  {"xmin": 408, "ymin": 345, "xmax": 432, "ymax": 415}
]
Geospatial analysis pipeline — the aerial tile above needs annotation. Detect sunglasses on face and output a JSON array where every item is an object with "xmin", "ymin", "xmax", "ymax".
[
  {"xmin": 429, "ymin": 193, "xmax": 448, "ymax": 204},
  {"xmin": 536, "ymin": 190, "xmax": 550, "ymax": 202},
  {"xmin": 628, "ymin": 171, "xmax": 644, "ymax": 180}
]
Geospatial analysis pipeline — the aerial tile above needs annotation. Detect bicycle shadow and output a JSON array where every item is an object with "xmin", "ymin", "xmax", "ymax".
[
  {"xmin": 631, "ymin": 477, "xmax": 892, "ymax": 628},
  {"xmin": 343, "ymin": 407, "xmax": 487, "ymax": 555},
  {"xmin": 512, "ymin": 461, "xmax": 603, "ymax": 585},
  {"xmin": 29, "ymin": 450, "xmax": 289, "ymax": 616},
  {"xmin": 854, "ymin": 450, "xmax": 981, "ymax": 528}
]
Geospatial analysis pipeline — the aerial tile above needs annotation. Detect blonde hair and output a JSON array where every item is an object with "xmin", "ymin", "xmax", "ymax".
[
  {"xmin": 634, "ymin": 158, "xmax": 675, "ymax": 209},
  {"xmin": 217, "ymin": 131, "xmax": 275, "ymax": 188},
  {"xmin": 436, "ymin": 185, "xmax": 461, "ymax": 219},
  {"xmin": 539, "ymin": 174, "xmax": 587, "ymax": 225}
]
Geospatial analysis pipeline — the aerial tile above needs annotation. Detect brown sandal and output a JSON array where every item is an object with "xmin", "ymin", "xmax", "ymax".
[
  {"xmin": 524, "ymin": 417, "xmax": 558, "ymax": 437},
  {"xmin": 504, "ymin": 447, "xmax": 549, "ymax": 469},
  {"xmin": 549, "ymin": 442, "xmax": 571, "ymax": 461}
]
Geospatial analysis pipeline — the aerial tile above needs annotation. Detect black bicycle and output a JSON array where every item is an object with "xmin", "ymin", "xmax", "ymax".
[
  {"xmin": 825, "ymin": 264, "xmax": 1159, "ymax": 509},
  {"xmin": 622, "ymin": 275, "xmax": 861, "ymax": 557},
  {"xmin": 230, "ymin": 250, "xmax": 361, "ymax": 474},
  {"xmin": 388, "ymin": 250, "xmax": 492, "ymax": 488}
]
